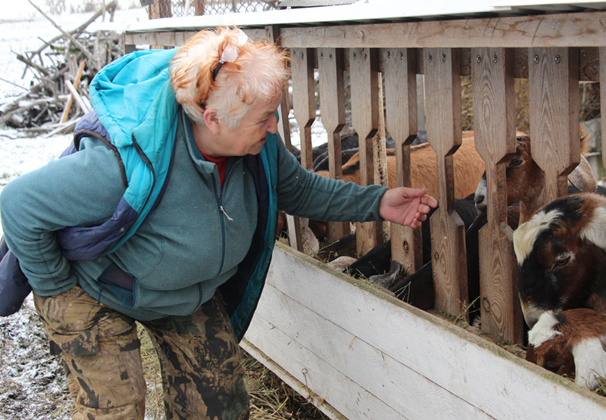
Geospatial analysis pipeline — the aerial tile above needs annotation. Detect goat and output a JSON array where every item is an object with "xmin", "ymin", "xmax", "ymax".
[
  {"xmin": 526, "ymin": 308, "xmax": 606, "ymax": 390},
  {"xmin": 512, "ymin": 192, "xmax": 606, "ymax": 329},
  {"xmin": 343, "ymin": 194, "xmax": 482, "ymax": 309},
  {"xmin": 387, "ymin": 204, "xmax": 520, "ymax": 316},
  {"xmin": 316, "ymin": 132, "xmax": 484, "ymax": 201},
  {"xmin": 474, "ymin": 134, "xmax": 597, "ymax": 225}
]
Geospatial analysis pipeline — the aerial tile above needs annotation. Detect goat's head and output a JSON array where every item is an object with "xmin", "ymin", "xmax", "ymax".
[
  {"xmin": 475, "ymin": 136, "xmax": 540, "ymax": 212},
  {"xmin": 526, "ymin": 311, "xmax": 576, "ymax": 379},
  {"xmin": 474, "ymin": 134, "xmax": 596, "ymax": 217},
  {"xmin": 513, "ymin": 193, "xmax": 606, "ymax": 328},
  {"xmin": 526, "ymin": 309, "xmax": 606, "ymax": 389}
]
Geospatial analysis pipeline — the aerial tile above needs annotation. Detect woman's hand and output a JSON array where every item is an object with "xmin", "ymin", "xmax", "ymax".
[{"xmin": 379, "ymin": 187, "xmax": 438, "ymax": 229}]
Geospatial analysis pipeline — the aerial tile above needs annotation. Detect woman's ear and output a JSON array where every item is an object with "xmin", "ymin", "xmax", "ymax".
[{"xmin": 203, "ymin": 108, "xmax": 221, "ymax": 135}]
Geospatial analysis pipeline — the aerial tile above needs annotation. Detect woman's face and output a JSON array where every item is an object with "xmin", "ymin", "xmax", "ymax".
[{"xmin": 217, "ymin": 96, "xmax": 281, "ymax": 157}]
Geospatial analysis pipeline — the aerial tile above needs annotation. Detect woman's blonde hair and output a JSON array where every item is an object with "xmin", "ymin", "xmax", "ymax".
[{"xmin": 170, "ymin": 26, "xmax": 289, "ymax": 130}]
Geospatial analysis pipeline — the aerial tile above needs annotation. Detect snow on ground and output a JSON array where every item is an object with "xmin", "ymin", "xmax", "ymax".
[{"xmin": 0, "ymin": 7, "xmax": 154, "ymax": 420}]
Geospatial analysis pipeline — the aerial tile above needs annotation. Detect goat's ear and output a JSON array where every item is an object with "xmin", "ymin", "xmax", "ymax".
[
  {"xmin": 580, "ymin": 204, "xmax": 606, "ymax": 250},
  {"xmin": 568, "ymin": 155, "xmax": 597, "ymax": 193}
]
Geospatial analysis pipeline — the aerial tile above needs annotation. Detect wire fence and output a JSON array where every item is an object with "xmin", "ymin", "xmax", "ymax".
[{"xmin": 145, "ymin": 0, "xmax": 278, "ymax": 18}]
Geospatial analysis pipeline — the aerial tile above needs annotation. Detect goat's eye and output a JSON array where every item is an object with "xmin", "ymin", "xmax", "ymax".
[
  {"xmin": 509, "ymin": 157, "xmax": 523, "ymax": 167},
  {"xmin": 555, "ymin": 254, "xmax": 570, "ymax": 266}
]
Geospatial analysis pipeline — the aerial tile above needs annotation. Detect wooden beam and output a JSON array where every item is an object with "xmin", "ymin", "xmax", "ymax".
[
  {"xmin": 471, "ymin": 47, "xmax": 522, "ymax": 344},
  {"xmin": 424, "ymin": 47, "xmax": 467, "ymax": 318},
  {"xmin": 529, "ymin": 47, "xmax": 581, "ymax": 205},
  {"xmin": 278, "ymin": 11, "xmax": 606, "ymax": 49},
  {"xmin": 350, "ymin": 48, "xmax": 382, "ymax": 256},
  {"xmin": 381, "ymin": 48, "xmax": 423, "ymax": 273},
  {"xmin": 318, "ymin": 48, "xmax": 349, "ymax": 242}
]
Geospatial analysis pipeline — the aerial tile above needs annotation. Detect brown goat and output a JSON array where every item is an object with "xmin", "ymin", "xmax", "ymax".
[
  {"xmin": 475, "ymin": 134, "xmax": 596, "ymax": 225},
  {"xmin": 315, "ymin": 132, "xmax": 484, "ymax": 200},
  {"xmin": 277, "ymin": 132, "xmax": 484, "ymax": 237},
  {"xmin": 526, "ymin": 308, "xmax": 606, "ymax": 389}
]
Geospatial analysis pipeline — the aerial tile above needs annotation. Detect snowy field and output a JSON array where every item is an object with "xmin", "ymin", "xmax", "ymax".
[{"xmin": 0, "ymin": 6, "xmax": 151, "ymax": 420}]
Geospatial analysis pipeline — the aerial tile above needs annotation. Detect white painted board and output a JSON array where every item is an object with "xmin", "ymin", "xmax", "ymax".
[{"xmin": 243, "ymin": 243, "xmax": 606, "ymax": 420}]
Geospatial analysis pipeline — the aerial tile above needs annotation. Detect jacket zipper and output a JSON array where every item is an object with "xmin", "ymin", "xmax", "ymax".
[{"xmin": 210, "ymin": 157, "xmax": 244, "ymax": 276}]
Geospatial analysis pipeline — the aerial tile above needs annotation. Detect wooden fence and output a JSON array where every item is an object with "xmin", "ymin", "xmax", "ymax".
[{"xmin": 125, "ymin": 10, "xmax": 606, "ymax": 346}]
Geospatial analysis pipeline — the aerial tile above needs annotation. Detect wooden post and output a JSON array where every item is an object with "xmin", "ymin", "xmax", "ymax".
[
  {"xmin": 381, "ymin": 48, "xmax": 422, "ymax": 273},
  {"xmin": 60, "ymin": 60, "xmax": 86, "ymax": 124},
  {"xmin": 350, "ymin": 47, "xmax": 382, "ymax": 257},
  {"xmin": 601, "ymin": 47, "xmax": 606, "ymax": 172},
  {"xmin": 424, "ymin": 48, "xmax": 468, "ymax": 318},
  {"xmin": 472, "ymin": 47, "xmax": 522, "ymax": 344},
  {"xmin": 318, "ymin": 48, "xmax": 349, "ymax": 242},
  {"xmin": 529, "ymin": 47, "xmax": 580, "ymax": 205},
  {"xmin": 289, "ymin": 47, "xmax": 317, "ymax": 252}
]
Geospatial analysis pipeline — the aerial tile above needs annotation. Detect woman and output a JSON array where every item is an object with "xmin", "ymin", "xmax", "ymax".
[{"xmin": 0, "ymin": 27, "xmax": 436, "ymax": 420}]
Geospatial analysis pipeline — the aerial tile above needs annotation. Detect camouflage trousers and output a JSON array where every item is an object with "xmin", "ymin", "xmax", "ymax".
[{"xmin": 33, "ymin": 285, "xmax": 250, "ymax": 420}]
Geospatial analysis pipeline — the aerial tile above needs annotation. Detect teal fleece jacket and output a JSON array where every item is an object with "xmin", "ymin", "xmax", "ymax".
[{"xmin": 0, "ymin": 48, "xmax": 389, "ymax": 322}]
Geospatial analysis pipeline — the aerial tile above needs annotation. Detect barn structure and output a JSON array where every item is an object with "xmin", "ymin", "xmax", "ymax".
[{"xmin": 118, "ymin": 1, "xmax": 606, "ymax": 418}]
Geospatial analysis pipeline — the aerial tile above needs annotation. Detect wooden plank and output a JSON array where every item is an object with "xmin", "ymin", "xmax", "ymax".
[
  {"xmin": 247, "ymin": 245, "xmax": 606, "ymax": 420},
  {"xmin": 267, "ymin": 26, "xmax": 304, "ymax": 253},
  {"xmin": 241, "ymin": 339, "xmax": 348, "ymax": 420},
  {"xmin": 529, "ymin": 47, "xmax": 580, "ymax": 206},
  {"xmin": 265, "ymin": 25, "xmax": 292, "ymax": 151},
  {"xmin": 124, "ymin": 28, "xmax": 267, "ymax": 47},
  {"xmin": 349, "ymin": 48, "xmax": 382, "ymax": 256},
  {"xmin": 471, "ymin": 47, "xmax": 522, "ymax": 344},
  {"xmin": 318, "ymin": 47, "xmax": 349, "ymax": 242},
  {"xmin": 125, "ymin": 32, "xmax": 600, "ymax": 82},
  {"xmin": 423, "ymin": 48, "xmax": 468, "ymax": 318},
  {"xmin": 59, "ymin": 60, "xmax": 86, "ymax": 124},
  {"xmin": 288, "ymin": 47, "xmax": 318, "ymax": 253},
  {"xmin": 278, "ymin": 11, "xmax": 606, "ymax": 49},
  {"xmin": 247, "ymin": 281, "xmax": 496, "ymax": 420},
  {"xmin": 381, "ymin": 48, "xmax": 423, "ymax": 273},
  {"xmin": 291, "ymin": 48, "xmax": 316, "ymax": 171},
  {"xmin": 600, "ymin": 47, "xmax": 606, "ymax": 172}
]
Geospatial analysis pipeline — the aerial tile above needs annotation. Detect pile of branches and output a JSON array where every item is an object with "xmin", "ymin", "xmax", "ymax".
[{"xmin": 0, "ymin": 0, "xmax": 122, "ymax": 136}]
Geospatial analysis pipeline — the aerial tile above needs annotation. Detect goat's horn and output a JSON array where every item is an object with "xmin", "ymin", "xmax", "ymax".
[{"xmin": 568, "ymin": 154, "xmax": 596, "ymax": 193}]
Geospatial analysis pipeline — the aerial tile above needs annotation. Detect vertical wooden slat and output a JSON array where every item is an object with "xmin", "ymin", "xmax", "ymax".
[
  {"xmin": 529, "ymin": 47, "xmax": 580, "ymax": 206},
  {"xmin": 599, "ymin": 48, "xmax": 606, "ymax": 174},
  {"xmin": 472, "ymin": 48, "xmax": 522, "ymax": 344},
  {"xmin": 318, "ymin": 48, "xmax": 349, "ymax": 242},
  {"xmin": 381, "ymin": 48, "xmax": 422, "ymax": 273},
  {"xmin": 424, "ymin": 48, "xmax": 468, "ymax": 318},
  {"xmin": 265, "ymin": 25, "xmax": 292, "ymax": 150},
  {"xmin": 267, "ymin": 26, "xmax": 303, "ymax": 251},
  {"xmin": 291, "ymin": 48, "xmax": 316, "ymax": 171},
  {"xmin": 350, "ymin": 48, "xmax": 382, "ymax": 256},
  {"xmin": 288, "ymin": 47, "xmax": 317, "ymax": 252}
]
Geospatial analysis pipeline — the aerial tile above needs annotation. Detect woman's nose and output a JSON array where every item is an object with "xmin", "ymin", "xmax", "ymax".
[{"xmin": 267, "ymin": 114, "xmax": 278, "ymax": 134}]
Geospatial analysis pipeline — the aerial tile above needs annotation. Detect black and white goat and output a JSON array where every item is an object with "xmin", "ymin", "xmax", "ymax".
[
  {"xmin": 512, "ymin": 192, "xmax": 606, "ymax": 328},
  {"xmin": 526, "ymin": 308, "xmax": 606, "ymax": 390}
]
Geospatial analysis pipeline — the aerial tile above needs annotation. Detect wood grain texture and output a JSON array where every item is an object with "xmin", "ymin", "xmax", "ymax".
[
  {"xmin": 350, "ymin": 48, "xmax": 382, "ymax": 256},
  {"xmin": 318, "ymin": 48, "xmax": 349, "ymax": 241},
  {"xmin": 471, "ymin": 47, "xmax": 522, "ymax": 344},
  {"xmin": 381, "ymin": 48, "xmax": 423, "ymax": 273},
  {"xmin": 424, "ymin": 48, "xmax": 467, "ymax": 317},
  {"xmin": 278, "ymin": 12, "xmax": 606, "ymax": 49},
  {"xmin": 529, "ymin": 47, "xmax": 580, "ymax": 205},
  {"xmin": 244, "ymin": 245, "xmax": 606, "ymax": 420},
  {"xmin": 600, "ymin": 47, "xmax": 606, "ymax": 173}
]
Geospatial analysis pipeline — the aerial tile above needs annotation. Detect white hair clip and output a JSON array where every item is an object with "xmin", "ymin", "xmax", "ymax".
[{"xmin": 212, "ymin": 29, "xmax": 249, "ymax": 81}]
